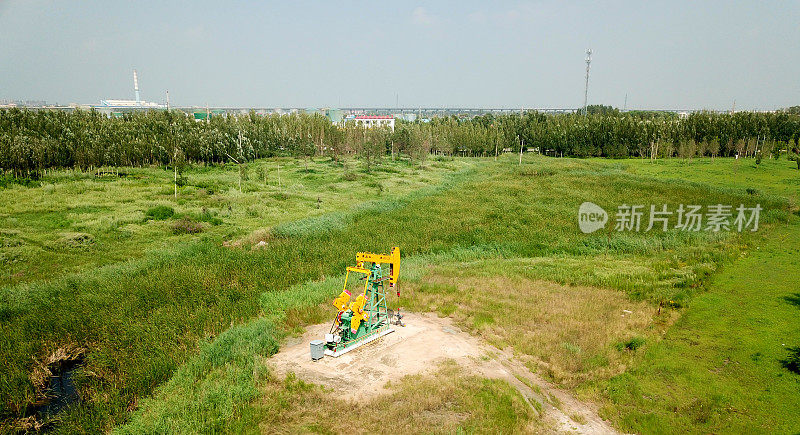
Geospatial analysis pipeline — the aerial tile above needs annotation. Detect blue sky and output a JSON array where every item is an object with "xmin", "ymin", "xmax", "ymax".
[{"xmin": 1, "ymin": 1, "xmax": 798, "ymax": 110}]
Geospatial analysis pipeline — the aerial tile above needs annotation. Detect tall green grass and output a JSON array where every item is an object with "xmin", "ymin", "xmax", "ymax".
[
  {"xmin": 116, "ymin": 276, "xmax": 344, "ymax": 434},
  {"xmin": 0, "ymin": 155, "xmax": 793, "ymax": 432},
  {"xmin": 119, "ymin": 274, "xmax": 536, "ymax": 434},
  {"xmin": 0, "ymin": 157, "xmax": 466, "ymax": 287},
  {"xmin": 600, "ymin": 223, "xmax": 800, "ymax": 433}
]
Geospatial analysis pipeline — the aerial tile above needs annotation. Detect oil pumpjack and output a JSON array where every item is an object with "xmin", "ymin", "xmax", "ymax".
[{"xmin": 321, "ymin": 247, "xmax": 402, "ymax": 357}]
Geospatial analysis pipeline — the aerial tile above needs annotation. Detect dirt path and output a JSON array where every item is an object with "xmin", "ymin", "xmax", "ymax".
[{"xmin": 270, "ymin": 312, "xmax": 619, "ymax": 434}]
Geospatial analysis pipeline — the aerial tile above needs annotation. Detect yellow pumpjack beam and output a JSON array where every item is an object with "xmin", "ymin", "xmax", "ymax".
[{"xmin": 356, "ymin": 246, "xmax": 400, "ymax": 291}]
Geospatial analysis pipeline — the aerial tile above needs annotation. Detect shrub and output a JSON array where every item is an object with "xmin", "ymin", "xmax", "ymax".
[
  {"xmin": 365, "ymin": 180, "xmax": 384, "ymax": 193},
  {"xmin": 790, "ymin": 154, "xmax": 800, "ymax": 170},
  {"xmin": 176, "ymin": 173, "xmax": 188, "ymax": 187},
  {"xmin": 171, "ymin": 217, "xmax": 203, "ymax": 234},
  {"xmin": 58, "ymin": 232, "xmax": 95, "ymax": 249},
  {"xmin": 145, "ymin": 205, "xmax": 175, "ymax": 221},
  {"xmin": 616, "ymin": 336, "xmax": 646, "ymax": 351},
  {"xmin": 781, "ymin": 346, "xmax": 800, "ymax": 375},
  {"xmin": 0, "ymin": 174, "xmax": 40, "ymax": 188},
  {"xmin": 197, "ymin": 209, "xmax": 223, "ymax": 225}
]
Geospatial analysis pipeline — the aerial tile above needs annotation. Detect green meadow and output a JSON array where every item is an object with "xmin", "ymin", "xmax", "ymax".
[
  {"xmin": 0, "ymin": 158, "xmax": 467, "ymax": 287},
  {"xmin": 1, "ymin": 154, "xmax": 798, "ymax": 433}
]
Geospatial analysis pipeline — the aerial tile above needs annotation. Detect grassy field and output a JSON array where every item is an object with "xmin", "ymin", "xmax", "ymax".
[
  {"xmin": 629, "ymin": 156, "xmax": 800, "ymax": 199},
  {"xmin": 0, "ymin": 157, "xmax": 465, "ymax": 287},
  {"xmin": 0, "ymin": 156, "xmax": 472, "ymax": 432},
  {"xmin": 2, "ymin": 154, "xmax": 798, "ymax": 433},
  {"xmin": 600, "ymin": 223, "xmax": 800, "ymax": 433},
  {"xmin": 119, "ymin": 155, "xmax": 795, "ymax": 433}
]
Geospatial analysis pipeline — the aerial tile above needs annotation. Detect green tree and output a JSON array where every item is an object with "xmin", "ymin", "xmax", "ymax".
[{"xmin": 358, "ymin": 127, "xmax": 388, "ymax": 172}]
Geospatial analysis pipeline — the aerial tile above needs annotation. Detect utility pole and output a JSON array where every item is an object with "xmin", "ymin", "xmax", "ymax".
[
  {"xmin": 173, "ymin": 148, "xmax": 178, "ymax": 199},
  {"xmin": 494, "ymin": 124, "xmax": 498, "ymax": 161},
  {"xmin": 623, "ymin": 93, "xmax": 627, "ymax": 112},
  {"xmin": 166, "ymin": 90, "xmax": 170, "ymax": 111},
  {"xmin": 583, "ymin": 49, "xmax": 592, "ymax": 117}
]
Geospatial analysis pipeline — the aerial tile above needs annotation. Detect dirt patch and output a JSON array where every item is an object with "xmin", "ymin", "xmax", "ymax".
[
  {"xmin": 270, "ymin": 312, "xmax": 619, "ymax": 434},
  {"xmin": 408, "ymin": 274, "xmax": 667, "ymax": 387}
]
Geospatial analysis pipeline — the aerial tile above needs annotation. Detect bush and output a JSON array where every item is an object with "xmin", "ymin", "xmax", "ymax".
[
  {"xmin": 782, "ymin": 346, "xmax": 800, "ymax": 375},
  {"xmin": 0, "ymin": 173, "xmax": 40, "ymax": 188},
  {"xmin": 790, "ymin": 154, "xmax": 800, "ymax": 170},
  {"xmin": 58, "ymin": 232, "xmax": 95, "ymax": 249},
  {"xmin": 196, "ymin": 209, "xmax": 223, "ymax": 226},
  {"xmin": 171, "ymin": 217, "xmax": 203, "ymax": 234},
  {"xmin": 616, "ymin": 336, "xmax": 646, "ymax": 351},
  {"xmin": 145, "ymin": 205, "xmax": 175, "ymax": 221},
  {"xmin": 176, "ymin": 172, "xmax": 188, "ymax": 187}
]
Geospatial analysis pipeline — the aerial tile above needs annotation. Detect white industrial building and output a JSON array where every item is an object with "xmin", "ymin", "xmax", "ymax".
[
  {"xmin": 350, "ymin": 115, "xmax": 395, "ymax": 131},
  {"xmin": 96, "ymin": 70, "xmax": 164, "ymax": 110}
]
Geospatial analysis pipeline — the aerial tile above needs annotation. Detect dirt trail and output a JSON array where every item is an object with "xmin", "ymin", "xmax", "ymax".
[{"xmin": 270, "ymin": 312, "xmax": 619, "ymax": 434}]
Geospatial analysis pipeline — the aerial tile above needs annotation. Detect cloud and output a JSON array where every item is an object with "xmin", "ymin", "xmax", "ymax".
[{"xmin": 411, "ymin": 6, "xmax": 438, "ymax": 26}]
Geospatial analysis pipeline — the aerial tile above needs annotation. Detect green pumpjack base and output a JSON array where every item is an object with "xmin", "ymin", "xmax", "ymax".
[{"xmin": 324, "ymin": 326, "xmax": 394, "ymax": 357}]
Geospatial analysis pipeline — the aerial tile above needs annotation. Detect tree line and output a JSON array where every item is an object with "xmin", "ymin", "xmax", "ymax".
[{"xmin": 1, "ymin": 107, "xmax": 799, "ymax": 177}]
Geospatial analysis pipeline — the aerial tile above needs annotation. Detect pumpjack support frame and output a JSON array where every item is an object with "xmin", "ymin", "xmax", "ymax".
[{"xmin": 324, "ymin": 247, "xmax": 400, "ymax": 357}]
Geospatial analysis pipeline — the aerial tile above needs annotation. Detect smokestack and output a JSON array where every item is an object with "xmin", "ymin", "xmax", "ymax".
[{"xmin": 133, "ymin": 69, "xmax": 141, "ymax": 103}]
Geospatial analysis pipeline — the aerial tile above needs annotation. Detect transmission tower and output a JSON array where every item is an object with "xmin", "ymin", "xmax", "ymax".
[{"xmin": 583, "ymin": 49, "xmax": 592, "ymax": 117}]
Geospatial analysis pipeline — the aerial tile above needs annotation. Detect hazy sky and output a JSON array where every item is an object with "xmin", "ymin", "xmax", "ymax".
[{"xmin": 1, "ymin": 1, "xmax": 798, "ymax": 110}]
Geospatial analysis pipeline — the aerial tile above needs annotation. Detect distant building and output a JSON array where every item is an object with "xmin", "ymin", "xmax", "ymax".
[
  {"xmin": 192, "ymin": 109, "xmax": 225, "ymax": 122},
  {"xmin": 325, "ymin": 108, "xmax": 344, "ymax": 124},
  {"xmin": 350, "ymin": 115, "xmax": 395, "ymax": 131},
  {"xmin": 95, "ymin": 69, "xmax": 164, "ymax": 111},
  {"xmin": 98, "ymin": 99, "xmax": 163, "ymax": 109}
]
